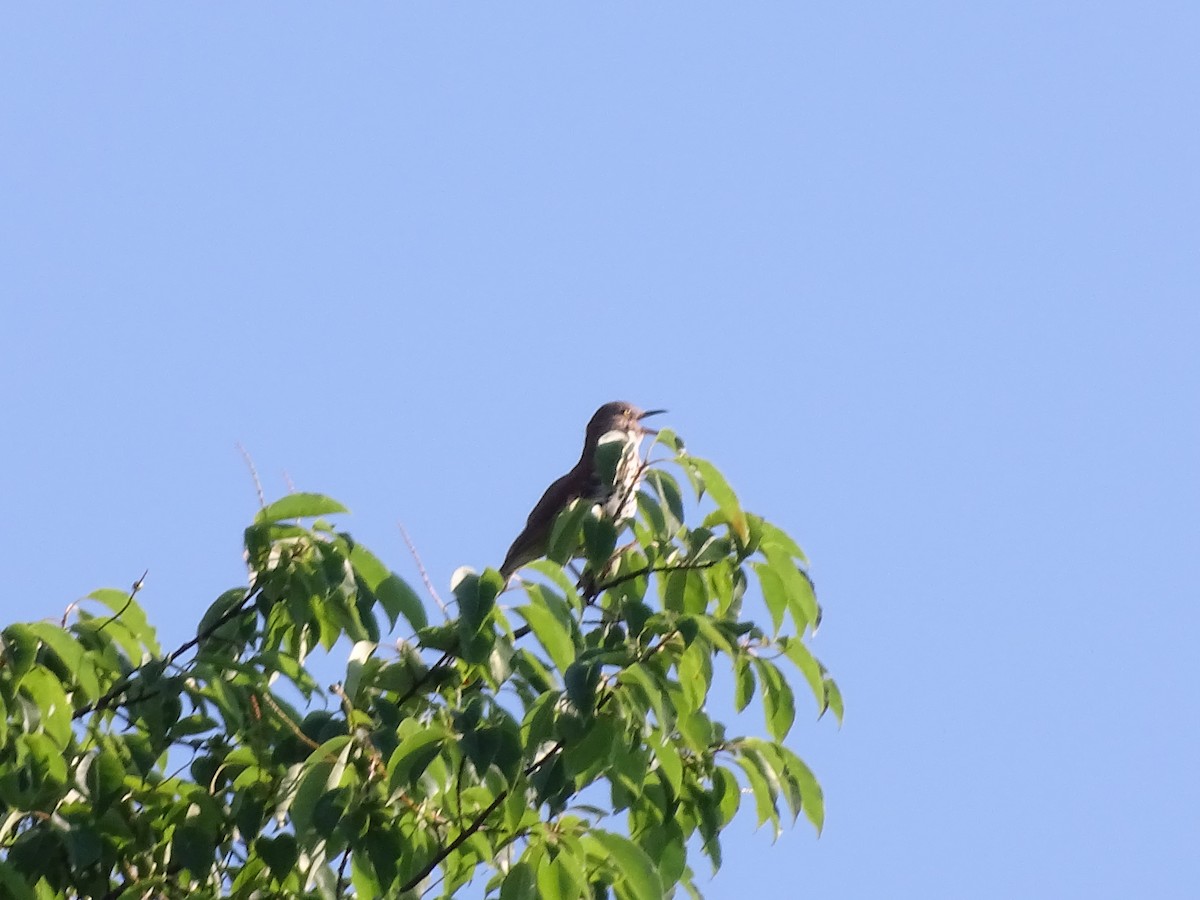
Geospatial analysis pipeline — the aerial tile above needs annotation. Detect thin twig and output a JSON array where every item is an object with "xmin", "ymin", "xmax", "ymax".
[
  {"xmin": 89, "ymin": 570, "xmax": 149, "ymax": 637},
  {"xmin": 595, "ymin": 558, "xmax": 721, "ymax": 594},
  {"xmin": 336, "ymin": 848, "xmax": 351, "ymax": 897},
  {"xmin": 399, "ymin": 522, "xmax": 449, "ymax": 616},
  {"xmin": 259, "ymin": 690, "xmax": 320, "ymax": 751},
  {"xmin": 74, "ymin": 584, "xmax": 263, "ymax": 719},
  {"xmin": 236, "ymin": 442, "xmax": 266, "ymax": 509}
]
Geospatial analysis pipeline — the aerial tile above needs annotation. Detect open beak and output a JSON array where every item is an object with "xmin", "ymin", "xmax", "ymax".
[{"xmin": 637, "ymin": 408, "xmax": 667, "ymax": 434}]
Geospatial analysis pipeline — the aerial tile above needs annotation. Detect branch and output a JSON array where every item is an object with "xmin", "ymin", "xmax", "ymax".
[
  {"xmin": 594, "ymin": 558, "xmax": 722, "ymax": 594},
  {"xmin": 336, "ymin": 848, "xmax": 351, "ymax": 897},
  {"xmin": 400, "ymin": 733, "xmax": 567, "ymax": 894},
  {"xmin": 399, "ymin": 522, "xmax": 449, "ymax": 617},
  {"xmin": 73, "ymin": 584, "xmax": 263, "ymax": 720},
  {"xmin": 236, "ymin": 442, "xmax": 266, "ymax": 509}
]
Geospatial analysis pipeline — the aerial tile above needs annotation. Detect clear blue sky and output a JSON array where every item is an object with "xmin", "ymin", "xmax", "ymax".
[{"xmin": 3, "ymin": 5, "xmax": 1197, "ymax": 898}]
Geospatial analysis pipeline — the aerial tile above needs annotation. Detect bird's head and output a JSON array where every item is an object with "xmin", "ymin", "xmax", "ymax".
[{"xmin": 586, "ymin": 402, "xmax": 667, "ymax": 443}]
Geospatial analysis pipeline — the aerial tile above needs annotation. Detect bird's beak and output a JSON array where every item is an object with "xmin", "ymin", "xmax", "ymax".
[{"xmin": 637, "ymin": 408, "xmax": 667, "ymax": 434}]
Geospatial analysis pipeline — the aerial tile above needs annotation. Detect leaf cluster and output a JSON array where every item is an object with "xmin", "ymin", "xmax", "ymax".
[{"xmin": 0, "ymin": 440, "xmax": 839, "ymax": 899}]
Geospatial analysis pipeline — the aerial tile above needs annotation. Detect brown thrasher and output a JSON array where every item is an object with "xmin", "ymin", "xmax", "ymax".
[{"xmin": 499, "ymin": 401, "xmax": 665, "ymax": 581}]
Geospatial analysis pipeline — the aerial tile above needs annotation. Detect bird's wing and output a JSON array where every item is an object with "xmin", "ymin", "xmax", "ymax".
[{"xmin": 499, "ymin": 468, "xmax": 583, "ymax": 579}]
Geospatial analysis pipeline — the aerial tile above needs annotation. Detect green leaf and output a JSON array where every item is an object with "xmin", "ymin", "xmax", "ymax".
[
  {"xmin": 582, "ymin": 514, "xmax": 619, "ymax": 569},
  {"xmin": 24, "ymin": 623, "xmax": 81, "ymax": 671},
  {"xmin": 350, "ymin": 847, "xmax": 383, "ymax": 898},
  {"xmin": 172, "ymin": 819, "xmax": 217, "ymax": 878},
  {"xmin": 350, "ymin": 543, "xmax": 429, "ymax": 632},
  {"xmin": 753, "ymin": 659, "xmax": 795, "ymax": 742},
  {"xmin": 453, "ymin": 569, "xmax": 494, "ymax": 634},
  {"xmin": 776, "ymin": 744, "xmax": 825, "ymax": 833},
  {"xmin": 386, "ymin": 727, "xmax": 449, "ymax": 791},
  {"xmin": 548, "ymin": 499, "xmax": 594, "ymax": 565},
  {"xmin": 343, "ymin": 640, "xmax": 377, "ymax": 700},
  {"xmin": 763, "ymin": 546, "xmax": 819, "ymax": 633},
  {"xmin": 617, "ymin": 664, "xmax": 669, "ymax": 731},
  {"xmin": 590, "ymin": 830, "xmax": 664, "ymax": 900},
  {"xmin": 753, "ymin": 742, "xmax": 803, "ymax": 825},
  {"xmin": 686, "ymin": 458, "xmax": 747, "ymax": 543},
  {"xmin": 713, "ymin": 765, "xmax": 741, "ymax": 827},
  {"xmin": 19, "ymin": 666, "xmax": 72, "ymax": 748},
  {"xmin": 823, "ymin": 676, "xmax": 845, "ymax": 726},
  {"xmin": 86, "ymin": 588, "xmax": 160, "ymax": 655},
  {"xmin": 527, "ymin": 560, "xmax": 584, "ymax": 604},
  {"xmin": 564, "ymin": 714, "xmax": 618, "ymax": 783},
  {"xmin": 651, "ymin": 427, "xmax": 686, "ymax": 455},
  {"xmin": 676, "ymin": 641, "xmax": 712, "ymax": 714},
  {"xmin": 515, "ymin": 592, "xmax": 577, "ymax": 673},
  {"xmin": 196, "ymin": 587, "xmax": 250, "ymax": 641},
  {"xmin": 257, "ymin": 833, "xmax": 299, "ymax": 881},
  {"xmin": 650, "ymin": 728, "xmax": 682, "ymax": 797},
  {"xmin": 564, "ymin": 661, "xmax": 600, "ymax": 717},
  {"xmin": 88, "ymin": 746, "xmax": 127, "ymax": 813},
  {"xmin": 500, "ymin": 860, "xmax": 536, "ymax": 900},
  {"xmin": 1, "ymin": 624, "xmax": 39, "ymax": 680},
  {"xmin": 536, "ymin": 853, "xmax": 585, "ymax": 900},
  {"xmin": 256, "ymin": 493, "xmax": 348, "ymax": 524},
  {"xmin": 636, "ymin": 492, "xmax": 668, "ymax": 539},
  {"xmin": 0, "ymin": 861, "xmax": 36, "ymax": 900},
  {"xmin": 753, "ymin": 563, "xmax": 787, "ymax": 635},
  {"xmin": 780, "ymin": 636, "xmax": 827, "ymax": 715},
  {"xmin": 734, "ymin": 659, "xmax": 755, "ymax": 713},
  {"xmin": 759, "ymin": 520, "xmax": 808, "ymax": 564},
  {"xmin": 663, "ymin": 568, "xmax": 708, "ymax": 616},
  {"xmin": 646, "ymin": 469, "xmax": 686, "ymax": 528},
  {"xmin": 734, "ymin": 753, "xmax": 779, "ymax": 834}
]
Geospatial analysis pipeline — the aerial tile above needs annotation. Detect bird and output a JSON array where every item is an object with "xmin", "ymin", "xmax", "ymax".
[{"xmin": 499, "ymin": 401, "xmax": 666, "ymax": 582}]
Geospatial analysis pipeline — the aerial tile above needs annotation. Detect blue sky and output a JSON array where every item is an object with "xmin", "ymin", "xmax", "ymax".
[{"xmin": 2, "ymin": 4, "xmax": 1197, "ymax": 898}]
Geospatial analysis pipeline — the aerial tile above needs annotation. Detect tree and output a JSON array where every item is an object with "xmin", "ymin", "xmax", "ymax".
[{"xmin": 0, "ymin": 428, "xmax": 840, "ymax": 899}]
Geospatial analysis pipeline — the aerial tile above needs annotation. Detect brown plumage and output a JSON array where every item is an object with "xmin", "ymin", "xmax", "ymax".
[{"xmin": 499, "ymin": 402, "xmax": 665, "ymax": 581}]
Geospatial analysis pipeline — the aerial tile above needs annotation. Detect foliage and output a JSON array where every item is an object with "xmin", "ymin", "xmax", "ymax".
[{"xmin": 0, "ymin": 431, "xmax": 840, "ymax": 899}]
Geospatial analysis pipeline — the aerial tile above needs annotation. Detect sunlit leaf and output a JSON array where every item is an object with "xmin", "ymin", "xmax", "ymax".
[
  {"xmin": 386, "ymin": 727, "xmax": 449, "ymax": 792},
  {"xmin": 753, "ymin": 563, "xmax": 787, "ymax": 635},
  {"xmin": 650, "ymin": 728, "xmax": 682, "ymax": 797},
  {"xmin": 548, "ymin": 499, "xmax": 593, "ymax": 565},
  {"xmin": 734, "ymin": 659, "xmax": 756, "ymax": 713},
  {"xmin": 763, "ymin": 547, "xmax": 819, "ymax": 633},
  {"xmin": 734, "ymin": 753, "xmax": 779, "ymax": 835},
  {"xmin": 823, "ymin": 676, "xmax": 845, "ymax": 726},
  {"xmin": 780, "ymin": 636, "xmax": 826, "ymax": 715},
  {"xmin": 500, "ymin": 860, "xmax": 536, "ymax": 900},
  {"xmin": 686, "ymin": 458, "xmax": 748, "ymax": 543},
  {"xmin": 256, "ymin": 493, "xmax": 349, "ymax": 524},
  {"xmin": 515, "ymin": 598, "xmax": 576, "ymax": 673},
  {"xmin": 776, "ymin": 744, "xmax": 825, "ymax": 833},
  {"xmin": 590, "ymin": 830, "xmax": 664, "ymax": 900},
  {"xmin": 753, "ymin": 659, "xmax": 795, "ymax": 742},
  {"xmin": 85, "ymin": 588, "xmax": 160, "ymax": 655}
]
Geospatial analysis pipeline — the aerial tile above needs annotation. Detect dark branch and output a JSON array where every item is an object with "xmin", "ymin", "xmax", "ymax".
[{"xmin": 73, "ymin": 584, "xmax": 263, "ymax": 720}]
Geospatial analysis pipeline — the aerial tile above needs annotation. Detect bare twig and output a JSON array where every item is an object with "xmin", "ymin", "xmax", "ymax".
[
  {"xmin": 87, "ymin": 569, "xmax": 150, "ymax": 637},
  {"xmin": 259, "ymin": 690, "xmax": 320, "ymax": 751},
  {"xmin": 236, "ymin": 442, "xmax": 266, "ymax": 509},
  {"xmin": 399, "ymin": 522, "xmax": 449, "ymax": 616}
]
